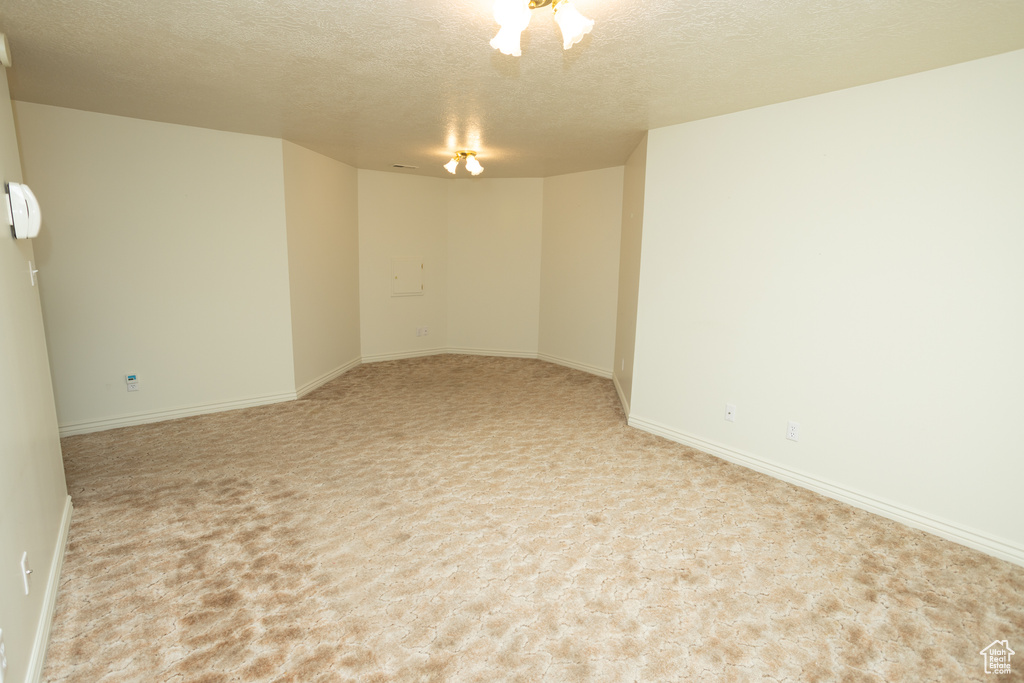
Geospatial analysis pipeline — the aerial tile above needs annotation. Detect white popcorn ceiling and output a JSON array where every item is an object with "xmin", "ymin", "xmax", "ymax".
[{"xmin": 1, "ymin": 0, "xmax": 1023, "ymax": 177}]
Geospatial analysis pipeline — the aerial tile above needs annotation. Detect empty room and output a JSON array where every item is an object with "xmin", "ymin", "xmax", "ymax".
[{"xmin": 1, "ymin": 0, "xmax": 1022, "ymax": 681}]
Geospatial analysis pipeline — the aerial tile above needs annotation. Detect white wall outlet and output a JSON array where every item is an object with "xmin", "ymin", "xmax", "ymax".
[
  {"xmin": 20, "ymin": 552, "xmax": 31, "ymax": 595},
  {"xmin": 416, "ymin": 327, "xmax": 429, "ymax": 337},
  {"xmin": 725, "ymin": 403, "xmax": 736, "ymax": 422},
  {"xmin": 126, "ymin": 373, "xmax": 140, "ymax": 392},
  {"xmin": 786, "ymin": 421, "xmax": 800, "ymax": 442},
  {"xmin": 0, "ymin": 627, "xmax": 7, "ymax": 683}
]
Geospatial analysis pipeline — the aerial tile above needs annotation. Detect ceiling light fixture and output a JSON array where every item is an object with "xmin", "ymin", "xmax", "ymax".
[
  {"xmin": 490, "ymin": 0, "xmax": 594, "ymax": 56},
  {"xmin": 444, "ymin": 151, "xmax": 484, "ymax": 176}
]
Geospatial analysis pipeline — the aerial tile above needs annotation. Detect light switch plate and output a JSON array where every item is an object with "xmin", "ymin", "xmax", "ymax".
[{"xmin": 20, "ymin": 552, "xmax": 31, "ymax": 595}]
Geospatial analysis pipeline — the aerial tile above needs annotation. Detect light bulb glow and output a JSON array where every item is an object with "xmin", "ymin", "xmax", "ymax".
[
  {"xmin": 464, "ymin": 155, "xmax": 484, "ymax": 176},
  {"xmin": 490, "ymin": 25, "xmax": 524, "ymax": 56},
  {"xmin": 444, "ymin": 157, "xmax": 459, "ymax": 174},
  {"xmin": 552, "ymin": 0, "xmax": 594, "ymax": 49},
  {"xmin": 490, "ymin": 0, "xmax": 531, "ymax": 56}
]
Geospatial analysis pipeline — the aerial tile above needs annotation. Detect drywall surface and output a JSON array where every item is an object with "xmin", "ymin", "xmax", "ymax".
[
  {"xmin": 357, "ymin": 170, "xmax": 448, "ymax": 361},
  {"xmin": 613, "ymin": 135, "xmax": 648, "ymax": 412},
  {"xmin": 446, "ymin": 178, "xmax": 543, "ymax": 356},
  {"xmin": 0, "ymin": 67, "xmax": 69, "ymax": 683},
  {"xmin": 14, "ymin": 102, "xmax": 296, "ymax": 432},
  {"xmin": 358, "ymin": 170, "xmax": 619, "ymax": 374},
  {"xmin": 538, "ymin": 167, "xmax": 624, "ymax": 377},
  {"xmin": 282, "ymin": 141, "xmax": 361, "ymax": 392},
  {"xmin": 633, "ymin": 50, "xmax": 1024, "ymax": 558}
]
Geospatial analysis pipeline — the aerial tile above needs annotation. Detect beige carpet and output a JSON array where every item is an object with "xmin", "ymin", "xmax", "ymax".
[{"xmin": 42, "ymin": 355, "xmax": 1024, "ymax": 682}]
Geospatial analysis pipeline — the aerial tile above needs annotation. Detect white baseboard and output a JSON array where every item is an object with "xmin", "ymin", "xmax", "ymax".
[
  {"xmin": 612, "ymin": 373, "xmax": 630, "ymax": 417},
  {"xmin": 57, "ymin": 353, "xmax": 614, "ymax": 437},
  {"xmin": 628, "ymin": 415, "xmax": 1024, "ymax": 568},
  {"xmin": 360, "ymin": 348, "xmax": 447, "ymax": 364},
  {"xmin": 27, "ymin": 494, "xmax": 73, "ymax": 683},
  {"xmin": 58, "ymin": 391, "xmax": 298, "ymax": 437},
  {"xmin": 445, "ymin": 346, "xmax": 538, "ymax": 360},
  {"xmin": 536, "ymin": 353, "xmax": 613, "ymax": 379},
  {"xmin": 295, "ymin": 357, "xmax": 361, "ymax": 398},
  {"xmin": 361, "ymin": 348, "xmax": 612, "ymax": 380}
]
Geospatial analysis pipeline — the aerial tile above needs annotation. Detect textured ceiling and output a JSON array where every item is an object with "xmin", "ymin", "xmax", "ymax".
[{"xmin": 1, "ymin": 0, "xmax": 1023, "ymax": 178}]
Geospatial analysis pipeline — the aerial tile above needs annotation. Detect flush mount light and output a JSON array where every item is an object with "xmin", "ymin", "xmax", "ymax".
[
  {"xmin": 490, "ymin": 0, "xmax": 594, "ymax": 56},
  {"xmin": 444, "ymin": 151, "xmax": 484, "ymax": 176}
]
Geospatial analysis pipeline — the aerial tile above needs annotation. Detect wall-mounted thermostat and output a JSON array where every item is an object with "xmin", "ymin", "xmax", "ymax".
[{"xmin": 6, "ymin": 182, "xmax": 42, "ymax": 240}]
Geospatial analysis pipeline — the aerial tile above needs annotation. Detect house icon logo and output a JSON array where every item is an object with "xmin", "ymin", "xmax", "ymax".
[{"xmin": 980, "ymin": 640, "xmax": 1015, "ymax": 675}]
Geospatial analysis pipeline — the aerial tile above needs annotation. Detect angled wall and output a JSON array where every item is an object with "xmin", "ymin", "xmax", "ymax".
[
  {"xmin": 0, "ymin": 65, "xmax": 70, "ymax": 683},
  {"xmin": 14, "ymin": 103, "xmax": 296, "ymax": 434},
  {"xmin": 357, "ymin": 169, "xmax": 622, "ymax": 373},
  {"xmin": 11, "ymin": 102, "xmax": 626, "ymax": 437},
  {"xmin": 612, "ymin": 134, "xmax": 647, "ymax": 413},
  {"xmin": 632, "ymin": 50, "xmax": 1024, "ymax": 564},
  {"xmin": 356, "ymin": 170, "xmax": 450, "ymax": 361},
  {"xmin": 282, "ymin": 141, "xmax": 361, "ymax": 395},
  {"xmin": 447, "ymin": 178, "xmax": 543, "ymax": 357},
  {"xmin": 538, "ymin": 167, "xmax": 624, "ymax": 377}
]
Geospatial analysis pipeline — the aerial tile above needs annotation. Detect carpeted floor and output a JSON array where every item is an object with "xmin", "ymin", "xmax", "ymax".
[{"xmin": 42, "ymin": 355, "xmax": 1024, "ymax": 681}]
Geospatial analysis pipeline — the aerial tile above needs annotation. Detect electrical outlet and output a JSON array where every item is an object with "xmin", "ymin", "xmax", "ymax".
[
  {"xmin": 416, "ymin": 327, "xmax": 429, "ymax": 337},
  {"xmin": 786, "ymin": 421, "xmax": 800, "ymax": 442},
  {"xmin": 725, "ymin": 403, "xmax": 736, "ymax": 422},
  {"xmin": 126, "ymin": 373, "xmax": 140, "ymax": 392}
]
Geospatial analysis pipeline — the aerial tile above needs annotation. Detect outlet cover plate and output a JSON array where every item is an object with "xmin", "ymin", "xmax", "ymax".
[{"xmin": 786, "ymin": 421, "xmax": 800, "ymax": 442}]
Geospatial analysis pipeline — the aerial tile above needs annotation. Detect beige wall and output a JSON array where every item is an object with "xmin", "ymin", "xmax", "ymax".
[
  {"xmin": 357, "ymin": 170, "xmax": 449, "ymax": 361},
  {"xmin": 0, "ymin": 67, "xmax": 70, "ymax": 683},
  {"xmin": 538, "ymin": 167, "xmax": 624, "ymax": 377},
  {"xmin": 633, "ymin": 50, "xmax": 1024, "ymax": 563},
  {"xmin": 282, "ymin": 141, "xmax": 361, "ymax": 394},
  {"xmin": 447, "ymin": 178, "xmax": 543, "ymax": 356},
  {"xmin": 612, "ymin": 135, "xmax": 647, "ymax": 413},
  {"xmin": 11, "ymin": 106, "xmax": 625, "ymax": 436},
  {"xmin": 358, "ymin": 170, "xmax": 623, "ymax": 372},
  {"xmin": 14, "ymin": 103, "xmax": 296, "ymax": 434}
]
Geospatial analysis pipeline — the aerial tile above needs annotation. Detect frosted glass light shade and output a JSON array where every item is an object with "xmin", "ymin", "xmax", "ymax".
[
  {"xmin": 444, "ymin": 158, "xmax": 459, "ymax": 174},
  {"xmin": 553, "ymin": 0, "xmax": 594, "ymax": 49},
  {"xmin": 464, "ymin": 155, "xmax": 484, "ymax": 175},
  {"xmin": 490, "ymin": 25, "xmax": 524, "ymax": 56},
  {"xmin": 490, "ymin": 0, "xmax": 532, "ymax": 56}
]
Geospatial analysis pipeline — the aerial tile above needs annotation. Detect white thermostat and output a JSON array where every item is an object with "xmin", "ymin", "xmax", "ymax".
[{"xmin": 6, "ymin": 182, "xmax": 42, "ymax": 240}]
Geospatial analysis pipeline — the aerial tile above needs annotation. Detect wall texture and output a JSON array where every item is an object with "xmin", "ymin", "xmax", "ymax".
[
  {"xmin": 632, "ymin": 50, "xmax": 1024, "ymax": 563},
  {"xmin": 282, "ymin": 141, "xmax": 361, "ymax": 394},
  {"xmin": 14, "ymin": 103, "xmax": 296, "ymax": 434},
  {"xmin": 539, "ymin": 167, "xmax": 624, "ymax": 377},
  {"xmin": 447, "ymin": 178, "xmax": 543, "ymax": 357},
  {"xmin": 0, "ymin": 67, "xmax": 70, "ymax": 683},
  {"xmin": 612, "ymin": 135, "xmax": 647, "ymax": 412}
]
